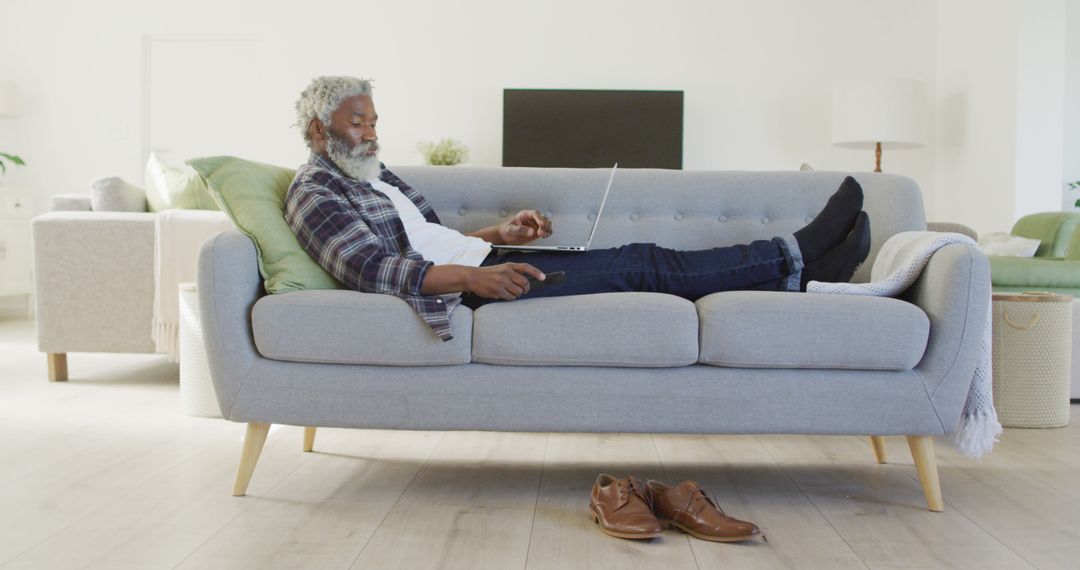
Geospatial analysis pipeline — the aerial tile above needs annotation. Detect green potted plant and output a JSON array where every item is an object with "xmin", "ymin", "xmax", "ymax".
[
  {"xmin": 0, "ymin": 151, "xmax": 25, "ymax": 179},
  {"xmin": 1071, "ymin": 180, "xmax": 1080, "ymax": 208},
  {"xmin": 417, "ymin": 138, "xmax": 469, "ymax": 166}
]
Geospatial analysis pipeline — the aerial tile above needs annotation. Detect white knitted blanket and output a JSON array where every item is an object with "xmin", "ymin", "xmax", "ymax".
[
  {"xmin": 807, "ymin": 231, "xmax": 1001, "ymax": 458},
  {"xmin": 152, "ymin": 210, "xmax": 235, "ymax": 362}
]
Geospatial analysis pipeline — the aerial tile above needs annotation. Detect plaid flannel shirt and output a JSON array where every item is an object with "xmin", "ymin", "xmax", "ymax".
[{"xmin": 285, "ymin": 153, "xmax": 459, "ymax": 341}]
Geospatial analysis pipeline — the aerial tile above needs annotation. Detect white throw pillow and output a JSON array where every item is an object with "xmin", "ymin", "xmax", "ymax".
[
  {"xmin": 977, "ymin": 232, "xmax": 1040, "ymax": 257},
  {"xmin": 90, "ymin": 176, "xmax": 148, "ymax": 212},
  {"xmin": 145, "ymin": 153, "xmax": 219, "ymax": 212}
]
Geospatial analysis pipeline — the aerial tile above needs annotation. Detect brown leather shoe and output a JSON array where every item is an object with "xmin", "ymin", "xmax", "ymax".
[
  {"xmin": 589, "ymin": 474, "xmax": 663, "ymax": 540},
  {"xmin": 647, "ymin": 479, "xmax": 763, "ymax": 542}
]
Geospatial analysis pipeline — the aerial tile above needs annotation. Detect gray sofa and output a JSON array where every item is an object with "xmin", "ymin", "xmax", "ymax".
[{"xmin": 200, "ymin": 167, "xmax": 989, "ymax": 512}]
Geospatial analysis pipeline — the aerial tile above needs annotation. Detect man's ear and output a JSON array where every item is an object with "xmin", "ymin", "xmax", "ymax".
[{"xmin": 308, "ymin": 118, "xmax": 326, "ymax": 144}]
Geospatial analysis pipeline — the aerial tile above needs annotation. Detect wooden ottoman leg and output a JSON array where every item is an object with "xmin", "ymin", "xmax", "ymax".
[
  {"xmin": 233, "ymin": 422, "xmax": 271, "ymax": 497},
  {"xmin": 303, "ymin": 427, "xmax": 317, "ymax": 452},
  {"xmin": 870, "ymin": 436, "xmax": 887, "ymax": 464},
  {"xmin": 907, "ymin": 435, "xmax": 944, "ymax": 512},
  {"xmin": 47, "ymin": 353, "xmax": 67, "ymax": 382}
]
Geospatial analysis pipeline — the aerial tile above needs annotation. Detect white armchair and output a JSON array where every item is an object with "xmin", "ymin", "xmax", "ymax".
[
  {"xmin": 32, "ymin": 189, "xmax": 229, "ymax": 381},
  {"xmin": 33, "ymin": 206, "xmax": 157, "ymax": 380}
]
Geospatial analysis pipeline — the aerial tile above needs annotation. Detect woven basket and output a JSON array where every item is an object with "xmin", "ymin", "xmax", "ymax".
[
  {"xmin": 179, "ymin": 282, "xmax": 222, "ymax": 418},
  {"xmin": 992, "ymin": 292, "xmax": 1072, "ymax": 428}
]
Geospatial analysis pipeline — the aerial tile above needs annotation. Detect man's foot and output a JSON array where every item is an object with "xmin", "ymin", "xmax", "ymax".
[
  {"xmin": 801, "ymin": 210, "xmax": 871, "ymax": 289},
  {"xmin": 794, "ymin": 176, "xmax": 864, "ymax": 261}
]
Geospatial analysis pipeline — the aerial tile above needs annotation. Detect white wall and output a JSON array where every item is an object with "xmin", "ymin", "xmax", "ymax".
[
  {"xmin": 934, "ymin": 1, "xmax": 1021, "ymax": 234},
  {"xmin": 1014, "ymin": 0, "xmax": 1066, "ymax": 220},
  {"xmin": 0, "ymin": 0, "xmax": 939, "ymax": 214},
  {"xmin": 2, "ymin": 0, "xmax": 1075, "ymax": 240},
  {"xmin": 15, "ymin": 0, "xmax": 1080, "ymax": 317},
  {"xmin": 935, "ymin": 0, "xmax": 1069, "ymax": 234},
  {"xmin": 1065, "ymin": 0, "xmax": 1080, "ymax": 210}
]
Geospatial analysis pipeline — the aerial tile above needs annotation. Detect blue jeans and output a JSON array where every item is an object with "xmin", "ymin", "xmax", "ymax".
[{"xmin": 460, "ymin": 235, "xmax": 804, "ymax": 309}]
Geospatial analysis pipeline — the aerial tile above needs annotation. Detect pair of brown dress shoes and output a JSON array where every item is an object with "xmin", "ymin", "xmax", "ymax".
[{"xmin": 589, "ymin": 474, "xmax": 763, "ymax": 542}]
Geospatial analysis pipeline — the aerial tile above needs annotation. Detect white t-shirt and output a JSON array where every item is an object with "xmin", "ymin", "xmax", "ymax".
[{"xmin": 369, "ymin": 178, "xmax": 492, "ymax": 267}]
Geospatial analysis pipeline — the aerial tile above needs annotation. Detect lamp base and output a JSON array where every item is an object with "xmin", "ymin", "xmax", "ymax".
[{"xmin": 874, "ymin": 142, "xmax": 882, "ymax": 173}]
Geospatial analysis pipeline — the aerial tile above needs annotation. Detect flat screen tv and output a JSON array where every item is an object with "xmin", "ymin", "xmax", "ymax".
[{"xmin": 502, "ymin": 89, "xmax": 683, "ymax": 169}]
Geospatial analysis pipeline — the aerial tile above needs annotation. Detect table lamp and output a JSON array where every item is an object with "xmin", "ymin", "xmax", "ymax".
[{"xmin": 832, "ymin": 78, "xmax": 925, "ymax": 172}]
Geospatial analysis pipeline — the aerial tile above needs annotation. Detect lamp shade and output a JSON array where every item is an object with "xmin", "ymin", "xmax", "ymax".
[
  {"xmin": 831, "ymin": 78, "xmax": 925, "ymax": 149},
  {"xmin": 0, "ymin": 81, "xmax": 17, "ymax": 116}
]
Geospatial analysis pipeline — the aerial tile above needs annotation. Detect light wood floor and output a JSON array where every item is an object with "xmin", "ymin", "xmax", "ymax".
[{"xmin": 2, "ymin": 318, "xmax": 1079, "ymax": 569}]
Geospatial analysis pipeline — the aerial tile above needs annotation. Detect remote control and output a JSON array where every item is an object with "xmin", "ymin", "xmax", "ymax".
[{"xmin": 528, "ymin": 271, "xmax": 566, "ymax": 290}]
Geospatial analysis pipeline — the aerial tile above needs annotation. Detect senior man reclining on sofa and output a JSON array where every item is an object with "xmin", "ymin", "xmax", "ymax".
[{"xmin": 285, "ymin": 76, "xmax": 871, "ymax": 342}]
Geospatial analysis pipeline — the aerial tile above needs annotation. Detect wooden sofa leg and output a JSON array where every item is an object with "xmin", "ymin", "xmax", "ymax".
[
  {"xmin": 303, "ymin": 427, "xmax": 317, "ymax": 452},
  {"xmin": 870, "ymin": 436, "xmax": 887, "ymax": 464},
  {"xmin": 47, "ymin": 353, "xmax": 68, "ymax": 382},
  {"xmin": 233, "ymin": 422, "xmax": 271, "ymax": 497},
  {"xmin": 907, "ymin": 435, "xmax": 944, "ymax": 512}
]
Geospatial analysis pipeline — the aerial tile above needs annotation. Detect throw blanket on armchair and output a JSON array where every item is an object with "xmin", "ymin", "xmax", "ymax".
[
  {"xmin": 152, "ymin": 210, "xmax": 235, "ymax": 362},
  {"xmin": 808, "ymin": 231, "xmax": 1001, "ymax": 458}
]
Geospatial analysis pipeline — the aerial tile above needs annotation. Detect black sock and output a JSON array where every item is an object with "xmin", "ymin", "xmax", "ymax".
[
  {"xmin": 801, "ymin": 211, "xmax": 871, "ymax": 290},
  {"xmin": 794, "ymin": 176, "xmax": 863, "ymax": 262}
]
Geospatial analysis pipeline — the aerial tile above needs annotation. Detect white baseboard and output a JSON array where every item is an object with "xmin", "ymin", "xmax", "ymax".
[{"xmin": 0, "ymin": 295, "xmax": 33, "ymax": 320}]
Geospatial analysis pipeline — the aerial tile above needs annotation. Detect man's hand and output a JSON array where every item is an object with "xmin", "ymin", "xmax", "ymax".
[
  {"xmin": 465, "ymin": 262, "xmax": 545, "ymax": 301},
  {"xmin": 496, "ymin": 209, "xmax": 553, "ymax": 246}
]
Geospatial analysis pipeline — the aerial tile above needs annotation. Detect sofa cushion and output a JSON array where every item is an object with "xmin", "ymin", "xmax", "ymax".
[
  {"xmin": 977, "ymin": 232, "xmax": 1039, "ymax": 258},
  {"xmin": 91, "ymin": 177, "xmax": 148, "ymax": 212},
  {"xmin": 252, "ymin": 290, "xmax": 472, "ymax": 365},
  {"xmin": 146, "ymin": 153, "xmax": 219, "ymax": 212},
  {"xmin": 471, "ymin": 292, "xmax": 698, "ymax": 367},
  {"xmin": 187, "ymin": 155, "xmax": 345, "ymax": 295},
  {"xmin": 697, "ymin": 291, "xmax": 929, "ymax": 370},
  {"xmin": 990, "ymin": 256, "xmax": 1080, "ymax": 290}
]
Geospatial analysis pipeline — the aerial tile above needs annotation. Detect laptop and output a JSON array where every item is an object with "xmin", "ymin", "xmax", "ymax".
[{"xmin": 495, "ymin": 164, "xmax": 617, "ymax": 252}]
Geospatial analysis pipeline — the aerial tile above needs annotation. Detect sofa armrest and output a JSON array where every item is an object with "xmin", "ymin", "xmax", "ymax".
[
  {"xmin": 926, "ymin": 221, "xmax": 977, "ymax": 241},
  {"xmin": 198, "ymin": 231, "xmax": 265, "ymax": 417},
  {"xmin": 903, "ymin": 242, "xmax": 991, "ymax": 432},
  {"xmin": 32, "ymin": 211, "xmax": 157, "ymax": 353}
]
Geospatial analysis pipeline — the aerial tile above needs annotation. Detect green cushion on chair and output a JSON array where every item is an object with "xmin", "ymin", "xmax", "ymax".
[{"xmin": 989, "ymin": 255, "xmax": 1080, "ymax": 290}]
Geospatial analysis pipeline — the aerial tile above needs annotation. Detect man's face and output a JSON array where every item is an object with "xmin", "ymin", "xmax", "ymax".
[
  {"xmin": 311, "ymin": 94, "xmax": 382, "ymax": 180},
  {"xmin": 326, "ymin": 94, "xmax": 378, "ymax": 152}
]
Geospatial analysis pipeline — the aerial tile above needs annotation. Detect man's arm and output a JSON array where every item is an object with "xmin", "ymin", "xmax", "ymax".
[
  {"xmin": 465, "ymin": 225, "xmax": 504, "ymax": 244},
  {"xmin": 286, "ymin": 184, "xmax": 430, "ymax": 296},
  {"xmin": 421, "ymin": 263, "xmax": 546, "ymax": 301},
  {"xmin": 467, "ymin": 209, "xmax": 553, "ymax": 246},
  {"xmin": 419, "ymin": 265, "xmax": 472, "ymax": 295},
  {"xmin": 288, "ymin": 181, "xmax": 547, "ymax": 301}
]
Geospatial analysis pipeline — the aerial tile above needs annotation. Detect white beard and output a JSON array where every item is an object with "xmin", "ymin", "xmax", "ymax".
[{"xmin": 326, "ymin": 135, "xmax": 382, "ymax": 180}]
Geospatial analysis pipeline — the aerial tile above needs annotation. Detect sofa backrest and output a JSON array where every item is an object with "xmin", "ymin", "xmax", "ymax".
[
  {"xmin": 393, "ymin": 167, "xmax": 926, "ymax": 282},
  {"xmin": 1011, "ymin": 212, "xmax": 1080, "ymax": 259}
]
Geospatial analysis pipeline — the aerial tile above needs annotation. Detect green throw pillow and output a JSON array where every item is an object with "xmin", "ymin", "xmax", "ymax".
[
  {"xmin": 186, "ymin": 155, "xmax": 344, "ymax": 294},
  {"xmin": 145, "ymin": 153, "xmax": 220, "ymax": 212}
]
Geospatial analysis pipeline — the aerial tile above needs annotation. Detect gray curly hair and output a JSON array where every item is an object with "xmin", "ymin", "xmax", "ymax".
[{"xmin": 295, "ymin": 76, "xmax": 373, "ymax": 148}]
